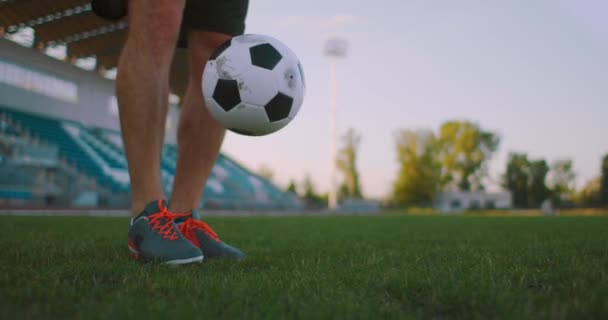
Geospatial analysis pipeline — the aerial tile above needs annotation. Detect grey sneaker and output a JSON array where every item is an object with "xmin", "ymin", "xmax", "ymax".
[
  {"xmin": 175, "ymin": 210, "xmax": 246, "ymax": 260},
  {"xmin": 128, "ymin": 200, "xmax": 203, "ymax": 264}
]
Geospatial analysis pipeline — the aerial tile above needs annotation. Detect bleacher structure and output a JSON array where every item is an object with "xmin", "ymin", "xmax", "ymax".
[
  {"xmin": 0, "ymin": 2, "xmax": 308, "ymax": 211},
  {"xmin": 0, "ymin": 105, "xmax": 304, "ymax": 210}
]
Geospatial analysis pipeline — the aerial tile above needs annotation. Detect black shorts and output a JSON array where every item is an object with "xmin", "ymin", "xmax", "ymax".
[{"xmin": 178, "ymin": 0, "xmax": 249, "ymax": 48}]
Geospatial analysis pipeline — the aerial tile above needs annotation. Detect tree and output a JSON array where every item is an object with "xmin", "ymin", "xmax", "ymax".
[
  {"xmin": 256, "ymin": 164, "xmax": 274, "ymax": 182},
  {"xmin": 528, "ymin": 159, "xmax": 550, "ymax": 207},
  {"xmin": 600, "ymin": 154, "xmax": 608, "ymax": 206},
  {"xmin": 575, "ymin": 177, "xmax": 601, "ymax": 207},
  {"xmin": 286, "ymin": 179, "xmax": 298, "ymax": 195},
  {"xmin": 436, "ymin": 121, "xmax": 500, "ymax": 191},
  {"xmin": 301, "ymin": 173, "xmax": 325, "ymax": 207},
  {"xmin": 503, "ymin": 153, "xmax": 530, "ymax": 208},
  {"xmin": 548, "ymin": 159, "xmax": 576, "ymax": 203},
  {"xmin": 502, "ymin": 153, "xmax": 550, "ymax": 208},
  {"xmin": 336, "ymin": 128, "xmax": 363, "ymax": 199},
  {"xmin": 302, "ymin": 173, "xmax": 317, "ymax": 200},
  {"xmin": 337, "ymin": 182, "xmax": 350, "ymax": 202},
  {"xmin": 392, "ymin": 129, "xmax": 441, "ymax": 206}
]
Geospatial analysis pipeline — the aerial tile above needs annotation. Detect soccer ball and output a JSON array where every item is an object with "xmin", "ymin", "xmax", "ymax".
[{"xmin": 202, "ymin": 34, "xmax": 306, "ymax": 136}]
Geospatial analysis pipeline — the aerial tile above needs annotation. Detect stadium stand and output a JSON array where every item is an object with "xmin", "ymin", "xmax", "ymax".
[
  {"xmin": 0, "ymin": 106, "xmax": 126, "ymax": 193},
  {"xmin": 95, "ymin": 128, "xmax": 303, "ymax": 210},
  {"xmin": 0, "ymin": 3, "xmax": 304, "ymax": 211},
  {"xmin": 0, "ymin": 105, "xmax": 303, "ymax": 210},
  {"xmin": 0, "ymin": 114, "xmax": 20, "ymax": 137}
]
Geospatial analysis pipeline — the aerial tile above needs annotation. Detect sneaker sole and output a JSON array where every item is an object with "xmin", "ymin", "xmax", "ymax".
[{"xmin": 128, "ymin": 244, "xmax": 203, "ymax": 265}]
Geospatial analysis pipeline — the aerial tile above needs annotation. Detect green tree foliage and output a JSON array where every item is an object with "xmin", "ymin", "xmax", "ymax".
[
  {"xmin": 577, "ymin": 154, "xmax": 608, "ymax": 208},
  {"xmin": 302, "ymin": 174, "xmax": 317, "ymax": 200},
  {"xmin": 503, "ymin": 153, "xmax": 529, "ymax": 207},
  {"xmin": 574, "ymin": 177, "xmax": 601, "ymax": 207},
  {"xmin": 392, "ymin": 130, "xmax": 441, "ymax": 206},
  {"xmin": 528, "ymin": 159, "xmax": 551, "ymax": 207},
  {"xmin": 548, "ymin": 159, "xmax": 576, "ymax": 203},
  {"xmin": 436, "ymin": 121, "xmax": 500, "ymax": 191},
  {"xmin": 600, "ymin": 154, "xmax": 608, "ymax": 206},
  {"xmin": 502, "ymin": 153, "xmax": 550, "ymax": 208},
  {"xmin": 286, "ymin": 180, "xmax": 298, "ymax": 195},
  {"xmin": 336, "ymin": 128, "xmax": 363, "ymax": 199},
  {"xmin": 337, "ymin": 183, "xmax": 350, "ymax": 202},
  {"xmin": 301, "ymin": 173, "xmax": 326, "ymax": 207}
]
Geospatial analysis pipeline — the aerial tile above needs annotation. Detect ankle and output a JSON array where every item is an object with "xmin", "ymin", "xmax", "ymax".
[
  {"xmin": 168, "ymin": 201, "xmax": 195, "ymax": 214},
  {"xmin": 131, "ymin": 197, "xmax": 166, "ymax": 217}
]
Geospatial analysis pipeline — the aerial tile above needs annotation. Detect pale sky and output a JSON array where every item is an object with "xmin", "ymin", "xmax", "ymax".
[
  {"xmin": 218, "ymin": 0, "xmax": 608, "ymax": 198},
  {"xmin": 8, "ymin": 1, "xmax": 606, "ymax": 199}
]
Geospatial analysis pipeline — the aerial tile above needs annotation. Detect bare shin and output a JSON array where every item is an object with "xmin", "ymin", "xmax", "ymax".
[
  {"xmin": 116, "ymin": 0, "xmax": 185, "ymax": 215},
  {"xmin": 169, "ymin": 31, "xmax": 230, "ymax": 213}
]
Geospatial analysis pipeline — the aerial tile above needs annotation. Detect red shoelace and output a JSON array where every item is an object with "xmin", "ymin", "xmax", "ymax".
[
  {"xmin": 146, "ymin": 200, "xmax": 190, "ymax": 240},
  {"xmin": 178, "ymin": 216, "xmax": 221, "ymax": 248}
]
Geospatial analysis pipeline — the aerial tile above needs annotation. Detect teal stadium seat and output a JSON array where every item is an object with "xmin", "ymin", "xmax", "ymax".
[{"xmin": 0, "ymin": 106, "xmax": 303, "ymax": 210}]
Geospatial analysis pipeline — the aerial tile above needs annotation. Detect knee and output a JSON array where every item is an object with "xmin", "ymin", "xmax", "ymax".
[{"xmin": 188, "ymin": 32, "xmax": 232, "ymax": 83}]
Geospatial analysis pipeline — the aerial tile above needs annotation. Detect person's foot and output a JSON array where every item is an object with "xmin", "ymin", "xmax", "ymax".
[
  {"xmin": 176, "ymin": 210, "xmax": 246, "ymax": 260},
  {"xmin": 128, "ymin": 200, "xmax": 203, "ymax": 264}
]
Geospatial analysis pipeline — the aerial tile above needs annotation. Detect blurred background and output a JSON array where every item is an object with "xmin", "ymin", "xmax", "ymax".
[{"xmin": 0, "ymin": 0, "xmax": 606, "ymax": 214}]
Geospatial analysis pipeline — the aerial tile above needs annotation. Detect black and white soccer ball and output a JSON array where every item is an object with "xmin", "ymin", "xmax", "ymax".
[{"xmin": 202, "ymin": 34, "xmax": 306, "ymax": 136}]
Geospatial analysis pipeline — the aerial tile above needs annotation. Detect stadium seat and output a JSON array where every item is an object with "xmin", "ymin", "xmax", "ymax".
[
  {"xmin": 0, "ymin": 107, "xmax": 126, "ymax": 192},
  {"xmin": 0, "ymin": 106, "xmax": 303, "ymax": 210}
]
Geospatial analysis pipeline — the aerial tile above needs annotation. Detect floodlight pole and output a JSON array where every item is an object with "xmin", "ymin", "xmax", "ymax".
[
  {"xmin": 325, "ymin": 38, "xmax": 347, "ymax": 210},
  {"xmin": 329, "ymin": 59, "xmax": 338, "ymax": 210}
]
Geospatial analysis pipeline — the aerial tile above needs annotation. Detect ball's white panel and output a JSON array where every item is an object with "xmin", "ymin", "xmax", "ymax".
[
  {"xmin": 213, "ymin": 102, "xmax": 272, "ymax": 136},
  {"xmin": 274, "ymin": 58, "xmax": 305, "ymax": 119},
  {"xmin": 211, "ymin": 42, "xmax": 251, "ymax": 81},
  {"xmin": 202, "ymin": 60, "xmax": 220, "ymax": 100},
  {"xmin": 263, "ymin": 117, "xmax": 291, "ymax": 134},
  {"xmin": 202, "ymin": 34, "xmax": 305, "ymax": 136},
  {"xmin": 260, "ymin": 36, "xmax": 305, "ymax": 119},
  {"xmin": 204, "ymin": 96, "xmax": 230, "ymax": 126},
  {"xmin": 239, "ymin": 67, "xmax": 278, "ymax": 107}
]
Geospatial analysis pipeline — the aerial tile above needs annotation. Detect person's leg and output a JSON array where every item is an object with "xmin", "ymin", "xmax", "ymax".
[
  {"xmin": 116, "ymin": 0, "xmax": 186, "ymax": 215},
  {"xmin": 168, "ymin": 34, "xmax": 245, "ymax": 260},
  {"xmin": 169, "ymin": 31, "xmax": 230, "ymax": 213}
]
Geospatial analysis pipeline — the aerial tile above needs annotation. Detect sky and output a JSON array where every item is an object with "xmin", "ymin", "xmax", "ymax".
[
  {"xmin": 216, "ymin": 0, "xmax": 608, "ymax": 198},
  {"xmin": 6, "ymin": 0, "xmax": 607, "ymax": 199}
]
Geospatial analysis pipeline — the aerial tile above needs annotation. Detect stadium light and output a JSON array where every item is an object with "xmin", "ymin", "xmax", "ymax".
[{"xmin": 324, "ymin": 38, "xmax": 348, "ymax": 210}]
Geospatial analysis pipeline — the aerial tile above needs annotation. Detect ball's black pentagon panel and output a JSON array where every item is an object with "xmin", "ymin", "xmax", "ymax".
[
  {"xmin": 249, "ymin": 43, "xmax": 283, "ymax": 70},
  {"xmin": 264, "ymin": 92, "xmax": 293, "ymax": 122},
  {"xmin": 209, "ymin": 39, "xmax": 231, "ymax": 60},
  {"xmin": 212, "ymin": 79, "xmax": 241, "ymax": 112}
]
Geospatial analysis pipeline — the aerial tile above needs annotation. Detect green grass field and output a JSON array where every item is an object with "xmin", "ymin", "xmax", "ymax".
[{"xmin": 1, "ymin": 214, "xmax": 607, "ymax": 319}]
